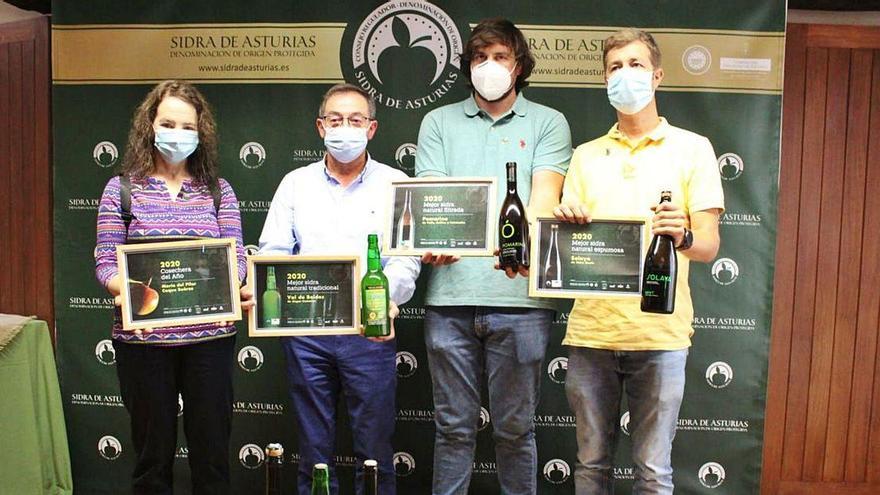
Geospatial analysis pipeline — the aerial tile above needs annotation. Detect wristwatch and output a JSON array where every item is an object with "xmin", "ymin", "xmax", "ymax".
[{"xmin": 676, "ymin": 228, "xmax": 693, "ymax": 251}]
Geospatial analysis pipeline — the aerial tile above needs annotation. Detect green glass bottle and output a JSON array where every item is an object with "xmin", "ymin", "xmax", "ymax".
[
  {"xmin": 261, "ymin": 266, "xmax": 282, "ymax": 327},
  {"xmin": 311, "ymin": 463, "xmax": 330, "ymax": 495},
  {"xmin": 361, "ymin": 234, "xmax": 390, "ymax": 337}
]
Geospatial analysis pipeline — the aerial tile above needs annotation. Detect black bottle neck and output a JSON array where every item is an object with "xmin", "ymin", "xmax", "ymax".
[{"xmin": 506, "ymin": 163, "xmax": 518, "ymax": 194}]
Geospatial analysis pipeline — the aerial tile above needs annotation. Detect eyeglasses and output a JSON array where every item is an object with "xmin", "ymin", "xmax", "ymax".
[{"xmin": 319, "ymin": 113, "xmax": 372, "ymax": 128}]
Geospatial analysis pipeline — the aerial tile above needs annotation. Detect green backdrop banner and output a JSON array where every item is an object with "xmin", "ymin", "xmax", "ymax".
[{"xmin": 52, "ymin": 1, "xmax": 784, "ymax": 493}]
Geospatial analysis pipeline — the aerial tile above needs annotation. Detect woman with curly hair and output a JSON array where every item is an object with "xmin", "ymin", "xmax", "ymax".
[{"xmin": 94, "ymin": 80, "xmax": 246, "ymax": 494}]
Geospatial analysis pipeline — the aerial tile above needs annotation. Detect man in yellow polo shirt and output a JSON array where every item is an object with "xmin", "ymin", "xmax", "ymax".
[{"xmin": 554, "ymin": 28, "xmax": 724, "ymax": 494}]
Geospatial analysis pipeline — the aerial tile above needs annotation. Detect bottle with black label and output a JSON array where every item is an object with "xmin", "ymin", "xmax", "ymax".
[
  {"xmin": 641, "ymin": 191, "xmax": 677, "ymax": 314},
  {"xmin": 498, "ymin": 162, "xmax": 529, "ymax": 271},
  {"xmin": 543, "ymin": 224, "xmax": 562, "ymax": 288},
  {"xmin": 264, "ymin": 443, "xmax": 283, "ymax": 495}
]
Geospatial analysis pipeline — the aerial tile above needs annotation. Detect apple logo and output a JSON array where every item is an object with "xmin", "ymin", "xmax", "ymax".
[
  {"xmin": 370, "ymin": 15, "xmax": 448, "ymax": 99},
  {"xmin": 98, "ymin": 145, "xmax": 114, "ymax": 166},
  {"xmin": 243, "ymin": 146, "xmax": 261, "ymax": 168}
]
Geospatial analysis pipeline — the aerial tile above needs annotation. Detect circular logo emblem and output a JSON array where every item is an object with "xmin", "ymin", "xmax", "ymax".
[
  {"xmin": 547, "ymin": 357, "xmax": 568, "ymax": 384},
  {"xmin": 395, "ymin": 143, "xmax": 418, "ymax": 173},
  {"xmin": 698, "ymin": 461, "xmax": 726, "ymax": 488},
  {"xmin": 711, "ymin": 258, "xmax": 739, "ymax": 285},
  {"xmin": 244, "ymin": 244, "xmax": 260, "ymax": 256},
  {"xmin": 543, "ymin": 459, "xmax": 571, "ymax": 484},
  {"xmin": 239, "ymin": 444, "xmax": 265, "ymax": 469},
  {"xmin": 177, "ymin": 393, "xmax": 184, "ymax": 417},
  {"xmin": 478, "ymin": 406, "xmax": 491, "ymax": 431},
  {"xmin": 393, "ymin": 452, "xmax": 415, "ymax": 477},
  {"xmin": 98, "ymin": 435, "xmax": 122, "ymax": 460},
  {"xmin": 93, "ymin": 141, "xmax": 119, "ymax": 168},
  {"xmin": 620, "ymin": 411, "xmax": 631, "ymax": 436},
  {"xmin": 501, "ymin": 221, "xmax": 515, "ymax": 239},
  {"xmin": 718, "ymin": 152, "xmax": 744, "ymax": 181},
  {"xmin": 346, "ymin": 1, "xmax": 463, "ymax": 111},
  {"xmin": 237, "ymin": 346, "xmax": 264, "ymax": 372},
  {"xmin": 682, "ymin": 45, "xmax": 712, "ymax": 75},
  {"xmin": 95, "ymin": 339, "xmax": 116, "ymax": 365},
  {"xmin": 239, "ymin": 142, "xmax": 266, "ymax": 169},
  {"xmin": 706, "ymin": 361, "xmax": 734, "ymax": 389},
  {"xmin": 396, "ymin": 351, "xmax": 418, "ymax": 378}
]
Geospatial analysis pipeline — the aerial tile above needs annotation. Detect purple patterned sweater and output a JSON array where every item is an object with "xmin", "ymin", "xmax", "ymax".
[{"xmin": 95, "ymin": 175, "xmax": 246, "ymax": 344}]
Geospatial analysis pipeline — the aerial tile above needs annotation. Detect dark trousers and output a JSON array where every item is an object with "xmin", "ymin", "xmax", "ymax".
[
  {"xmin": 114, "ymin": 335, "xmax": 236, "ymax": 495},
  {"xmin": 281, "ymin": 335, "xmax": 397, "ymax": 495}
]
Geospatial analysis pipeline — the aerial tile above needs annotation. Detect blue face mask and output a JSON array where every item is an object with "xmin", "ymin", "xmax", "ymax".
[
  {"xmin": 154, "ymin": 128, "xmax": 199, "ymax": 165},
  {"xmin": 607, "ymin": 68, "xmax": 655, "ymax": 115},
  {"xmin": 324, "ymin": 126, "xmax": 368, "ymax": 164}
]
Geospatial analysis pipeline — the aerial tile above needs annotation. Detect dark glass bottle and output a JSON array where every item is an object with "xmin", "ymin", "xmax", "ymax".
[
  {"xmin": 396, "ymin": 190, "xmax": 414, "ymax": 248},
  {"xmin": 311, "ymin": 463, "xmax": 330, "ymax": 495},
  {"xmin": 363, "ymin": 459, "xmax": 378, "ymax": 495},
  {"xmin": 641, "ymin": 191, "xmax": 677, "ymax": 314},
  {"xmin": 543, "ymin": 224, "xmax": 562, "ymax": 288},
  {"xmin": 265, "ymin": 443, "xmax": 283, "ymax": 495},
  {"xmin": 361, "ymin": 234, "xmax": 390, "ymax": 337},
  {"xmin": 498, "ymin": 162, "xmax": 529, "ymax": 271}
]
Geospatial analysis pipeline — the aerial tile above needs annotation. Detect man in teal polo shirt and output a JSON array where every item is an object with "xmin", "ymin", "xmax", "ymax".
[{"xmin": 415, "ymin": 17, "xmax": 572, "ymax": 495}]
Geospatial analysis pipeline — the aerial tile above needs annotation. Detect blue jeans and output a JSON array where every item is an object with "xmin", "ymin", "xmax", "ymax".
[
  {"xmin": 424, "ymin": 306, "xmax": 553, "ymax": 495},
  {"xmin": 281, "ymin": 335, "xmax": 397, "ymax": 495},
  {"xmin": 565, "ymin": 347, "xmax": 688, "ymax": 495}
]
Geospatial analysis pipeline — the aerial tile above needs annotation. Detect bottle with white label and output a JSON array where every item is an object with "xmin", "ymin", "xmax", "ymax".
[
  {"xmin": 361, "ymin": 234, "xmax": 390, "ymax": 337},
  {"xmin": 261, "ymin": 266, "xmax": 282, "ymax": 327}
]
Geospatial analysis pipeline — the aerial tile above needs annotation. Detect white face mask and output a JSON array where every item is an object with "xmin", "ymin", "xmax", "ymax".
[
  {"xmin": 471, "ymin": 60, "xmax": 516, "ymax": 102},
  {"xmin": 323, "ymin": 126, "xmax": 368, "ymax": 164},
  {"xmin": 154, "ymin": 128, "xmax": 199, "ymax": 165},
  {"xmin": 606, "ymin": 67, "xmax": 656, "ymax": 115}
]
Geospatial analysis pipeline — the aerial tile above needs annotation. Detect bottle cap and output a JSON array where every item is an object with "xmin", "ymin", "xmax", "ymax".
[
  {"xmin": 364, "ymin": 459, "xmax": 378, "ymax": 468},
  {"xmin": 314, "ymin": 463, "xmax": 329, "ymax": 470},
  {"xmin": 265, "ymin": 443, "xmax": 283, "ymax": 457}
]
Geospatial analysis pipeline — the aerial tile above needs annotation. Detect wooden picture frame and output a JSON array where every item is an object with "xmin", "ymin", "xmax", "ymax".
[
  {"xmin": 384, "ymin": 177, "xmax": 497, "ymax": 257},
  {"xmin": 528, "ymin": 217, "xmax": 647, "ymax": 300},
  {"xmin": 116, "ymin": 238, "xmax": 242, "ymax": 331},
  {"xmin": 247, "ymin": 255, "xmax": 361, "ymax": 337}
]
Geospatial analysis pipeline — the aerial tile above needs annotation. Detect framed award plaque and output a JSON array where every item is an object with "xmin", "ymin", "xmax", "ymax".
[
  {"xmin": 384, "ymin": 177, "xmax": 497, "ymax": 257},
  {"xmin": 529, "ymin": 217, "xmax": 647, "ymax": 299},
  {"xmin": 116, "ymin": 238, "xmax": 241, "ymax": 331},
  {"xmin": 247, "ymin": 255, "xmax": 360, "ymax": 337}
]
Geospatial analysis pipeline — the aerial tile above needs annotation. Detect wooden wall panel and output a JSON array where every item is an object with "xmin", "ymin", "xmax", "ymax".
[
  {"xmin": 865, "ymin": 51, "xmax": 880, "ymax": 485},
  {"xmin": 782, "ymin": 43, "xmax": 826, "ymax": 482},
  {"xmin": 0, "ymin": 16, "xmax": 52, "ymax": 330},
  {"xmin": 832, "ymin": 48, "xmax": 873, "ymax": 483},
  {"xmin": 762, "ymin": 21, "xmax": 807, "ymax": 495},
  {"xmin": 763, "ymin": 23, "xmax": 880, "ymax": 493}
]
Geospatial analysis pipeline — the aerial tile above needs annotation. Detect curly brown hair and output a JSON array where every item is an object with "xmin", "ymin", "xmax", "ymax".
[
  {"xmin": 120, "ymin": 80, "xmax": 219, "ymax": 190},
  {"xmin": 460, "ymin": 18, "xmax": 535, "ymax": 92}
]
